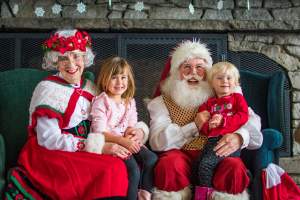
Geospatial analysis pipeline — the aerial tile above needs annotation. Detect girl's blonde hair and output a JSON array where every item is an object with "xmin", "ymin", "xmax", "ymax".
[
  {"xmin": 96, "ymin": 56, "xmax": 135, "ymax": 103},
  {"xmin": 207, "ymin": 61, "xmax": 240, "ymax": 86}
]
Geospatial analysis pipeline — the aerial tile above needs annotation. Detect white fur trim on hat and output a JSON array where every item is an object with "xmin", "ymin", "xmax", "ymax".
[
  {"xmin": 134, "ymin": 121, "xmax": 149, "ymax": 144},
  {"xmin": 170, "ymin": 40, "xmax": 213, "ymax": 75},
  {"xmin": 211, "ymin": 190, "xmax": 249, "ymax": 200},
  {"xmin": 85, "ymin": 133, "xmax": 105, "ymax": 154},
  {"xmin": 152, "ymin": 186, "xmax": 192, "ymax": 200}
]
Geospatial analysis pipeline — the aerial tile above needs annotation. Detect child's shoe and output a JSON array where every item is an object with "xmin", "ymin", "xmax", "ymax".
[
  {"xmin": 194, "ymin": 186, "xmax": 214, "ymax": 200},
  {"xmin": 138, "ymin": 189, "xmax": 151, "ymax": 200}
]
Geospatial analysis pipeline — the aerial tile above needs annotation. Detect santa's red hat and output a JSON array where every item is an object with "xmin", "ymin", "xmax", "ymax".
[
  {"xmin": 262, "ymin": 163, "xmax": 300, "ymax": 200},
  {"xmin": 212, "ymin": 157, "xmax": 250, "ymax": 200},
  {"xmin": 153, "ymin": 57, "xmax": 171, "ymax": 97},
  {"xmin": 153, "ymin": 40, "xmax": 213, "ymax": 97}
]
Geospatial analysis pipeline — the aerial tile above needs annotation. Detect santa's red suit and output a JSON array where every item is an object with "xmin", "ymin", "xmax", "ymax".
[
  {"xmin": 262, "ymin": 163, "xmax": 300, "ymax": 200},
  {"xmin": 147, "ymin": 40, "xmax": 263, "ymax": 199}
]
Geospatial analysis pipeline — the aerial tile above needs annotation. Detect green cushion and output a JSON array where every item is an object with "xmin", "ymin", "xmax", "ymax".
[
  {"xmin": 240, "ymin": 70, "xmax": 284, "ymax": 174},
  {"xmin": 240, "ymin": 70, "xmax": 287, "ymax": 132},
  {"xmin": 267, "ymin": 71, "xmax": 286, "ymax": 133},
  {"xmin": 240, "ymin": 70, "xmax": 270, "ymax": 129}
]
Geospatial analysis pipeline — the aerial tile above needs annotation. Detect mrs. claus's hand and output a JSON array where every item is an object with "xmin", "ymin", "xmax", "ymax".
[{"xmin": 102, "ymin": 143, "xmax": 131, "ymax": 159}]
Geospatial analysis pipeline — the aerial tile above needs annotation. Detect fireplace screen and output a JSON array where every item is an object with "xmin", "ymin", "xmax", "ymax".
[{"xmin": 0, "ymin": 32, "xmax": 291, "ymax": 156}]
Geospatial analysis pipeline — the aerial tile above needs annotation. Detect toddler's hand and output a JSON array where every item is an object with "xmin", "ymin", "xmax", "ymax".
[
  {"xmin": 209, "ymin": 114, "xmax": 223, "ymax": 129},
  {"xmin": 195, "ymin": 111, "xmax": 210, "ymax": 129}
]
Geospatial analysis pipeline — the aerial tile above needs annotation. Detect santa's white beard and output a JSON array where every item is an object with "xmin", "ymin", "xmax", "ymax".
[{"xmin": 161, "ymin": 73, "xmax": 214, "ymax": 109}]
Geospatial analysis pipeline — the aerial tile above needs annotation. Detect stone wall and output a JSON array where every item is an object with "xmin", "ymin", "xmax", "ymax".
[{"xmin": 1, "ymin": 0, "xmax": 300, "ymax": 154}]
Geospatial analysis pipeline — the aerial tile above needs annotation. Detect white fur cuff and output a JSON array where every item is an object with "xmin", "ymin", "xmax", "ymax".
[
  {"xmin": 134, "ymin": 121, "xmax": 149, "ymax": 144},
  {"xmin": 211, "ymin": 190, "xmax": 249, "ymax": 200},
  {"xmin": 152, "ymin": 186, "xmax": 192, "ymax": 200},
  {"xmin": 85, "ymin": 133, "xmax": 105, "ymax": 154}
]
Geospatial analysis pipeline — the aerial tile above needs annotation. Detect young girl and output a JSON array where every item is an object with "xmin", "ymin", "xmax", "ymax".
[
  {"xmin": 90, "ymin": 56, "xmax": 157, "ymax": 200},
  {"xmin": 195, "ymin": 61, "xmax": 249, "ymax": 199}
]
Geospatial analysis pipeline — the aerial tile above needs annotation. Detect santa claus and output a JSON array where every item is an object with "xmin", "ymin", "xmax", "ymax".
[{"xmin": 147, "ymin": 40, "xmax": 263, "ymax": 200}]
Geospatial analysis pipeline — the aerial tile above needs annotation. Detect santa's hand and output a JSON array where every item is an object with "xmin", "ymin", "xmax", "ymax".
[
  {"xmin": 195, "ymin": 111, "xmax": 210, "ymax": 129},
  {"xmin": 213, "ymin": 133, "xmax": 242, "ymax": 157}
]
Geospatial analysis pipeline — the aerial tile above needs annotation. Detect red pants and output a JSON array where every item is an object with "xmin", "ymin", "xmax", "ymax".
[{"xmin": 154, "ymin": 149, "xmax": 248, "ymax": 193}]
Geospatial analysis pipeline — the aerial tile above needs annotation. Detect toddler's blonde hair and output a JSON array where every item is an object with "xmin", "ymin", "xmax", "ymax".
[{"xmin": 207, "ymin": 61, "xmax": 240, "ymax": 86}]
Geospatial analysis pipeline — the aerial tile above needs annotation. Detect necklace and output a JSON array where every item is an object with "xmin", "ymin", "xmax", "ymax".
[
  {"xmin": 79, "ymin": 97, "xmax": 87, "ymax": 116},
  {"xmin": 73, "ymin": 84, "xmax": 88, "ymax": 118}
]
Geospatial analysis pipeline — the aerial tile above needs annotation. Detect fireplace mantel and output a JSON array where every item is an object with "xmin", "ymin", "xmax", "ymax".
[{"xmin": 1, "ymin": 18, "xmax": 300, "ymax": 31}]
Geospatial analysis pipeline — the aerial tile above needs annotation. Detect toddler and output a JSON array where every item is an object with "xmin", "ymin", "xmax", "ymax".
[{"xmin": 195, "ymin": 61, "xmax": 249, "ymax": 200}]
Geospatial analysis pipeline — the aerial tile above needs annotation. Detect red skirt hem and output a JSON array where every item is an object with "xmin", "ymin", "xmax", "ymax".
[{"xmin": 16, "ymin": 137, "xmax": 128, "ymax": 200}]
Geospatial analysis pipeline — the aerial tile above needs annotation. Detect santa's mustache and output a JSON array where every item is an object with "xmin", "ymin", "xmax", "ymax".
[{"xmin": 182, "ymin": 74, "xmax": 204, "ymax": 81}]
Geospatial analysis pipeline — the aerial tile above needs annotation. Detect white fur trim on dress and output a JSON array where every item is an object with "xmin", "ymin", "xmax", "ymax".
[
  {"xmin": 29, "ymin": 80, "xmax": 73, "ymax": 125},
  {"xmin": 211, "ymin": 190, "xmax": 249, "ymax": 200},
  {"xmin": 170, "ymin": 40, "xmax": 213, "ymax": 75},
  {"xmin": 152, "ymin": 186, "xmax": 192, "ymax": 200},
  {"xmin": 134, "ymin": 121, "xmax": 149, "ymax": 144},
  {"xmin": 85, "ymin": 133, "xmax": 105, "ymax": 154}
]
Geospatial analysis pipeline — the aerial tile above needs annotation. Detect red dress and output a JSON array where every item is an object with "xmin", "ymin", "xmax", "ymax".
[{"xmin": 5, "ymin": 75, "xmax": 128, "ymax": 200}]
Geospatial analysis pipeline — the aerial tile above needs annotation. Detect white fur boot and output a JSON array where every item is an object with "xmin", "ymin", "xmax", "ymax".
[
  {"xmin": 211, "ymin": 190, "xmax": 249, "ymax": 200},
  {"xmin": 152, "ymin": 186, "xmax": 192, "ymax": 200}
]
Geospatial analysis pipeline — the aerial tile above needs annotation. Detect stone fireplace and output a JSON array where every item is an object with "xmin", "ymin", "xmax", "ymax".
[{"xmin": 1, "ymin": 0, "xmax": 300, "ymax": 167}]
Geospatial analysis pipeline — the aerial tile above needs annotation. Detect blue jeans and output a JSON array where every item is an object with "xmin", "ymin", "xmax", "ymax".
[{"xmin": 124, "ymin": 146, "xmax": 158, "ymax": 200}]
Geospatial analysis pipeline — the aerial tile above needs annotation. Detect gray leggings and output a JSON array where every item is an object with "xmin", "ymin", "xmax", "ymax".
[{"xmin": 197, "ymin": 136, "xmax": 240, "ymax": 187}]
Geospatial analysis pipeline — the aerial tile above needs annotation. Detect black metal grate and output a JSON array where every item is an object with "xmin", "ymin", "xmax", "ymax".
[
  {"xmin": 89, "ymin": 34, "xmax": 119, "ymax": 75},
  {"xmin": 0, "ymin": 33, "xmax": 50, "ymax": 70},
  {"xmin": 125, "ymin": 43, "xmax": 174, "ymax": 123},
  {"xmin": 0, "ymin": 38, "xmax": 15, "ymax": 72},
  {"xmin": 21, "ymin": 38, "xmax": 45, "ymax": 69}
]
